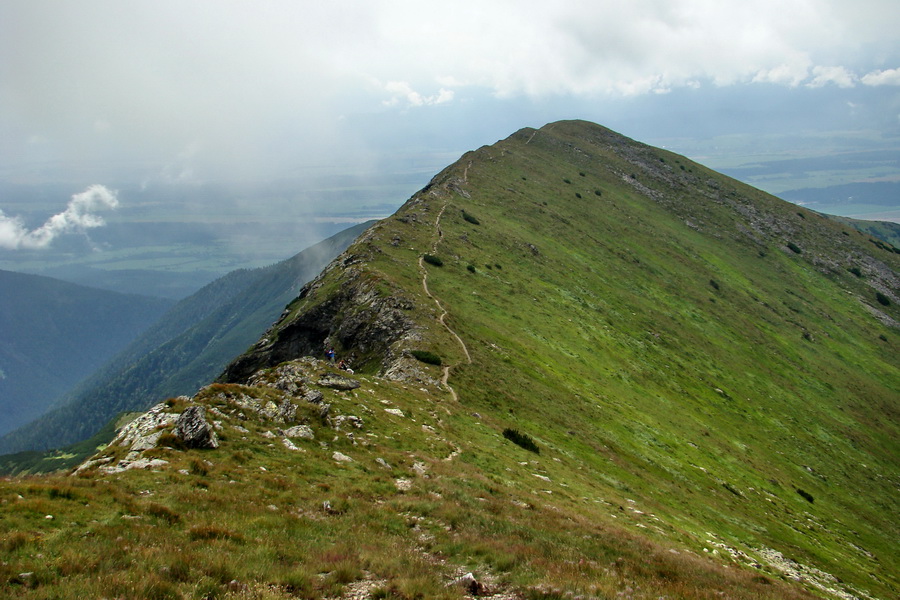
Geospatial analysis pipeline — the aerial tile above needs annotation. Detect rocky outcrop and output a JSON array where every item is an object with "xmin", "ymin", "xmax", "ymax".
[
  {"xmin": 110, "ymin": 402, "xmax": 179, "ymax": 453},
  {"xmin": 219, "ymin": 267, "xmax": 418, "ymax": 385},
  {"xmin": 174, "ymin": 405, "xmax": 219, "ymax": 449}
]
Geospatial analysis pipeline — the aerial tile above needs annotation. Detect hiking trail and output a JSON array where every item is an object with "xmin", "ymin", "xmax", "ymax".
[{"xmin": 418, "ymin": 201, "xmax": 472, "ymax": 403}]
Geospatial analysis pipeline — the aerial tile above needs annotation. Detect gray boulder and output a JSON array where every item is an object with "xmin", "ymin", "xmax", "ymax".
[
  {"xmin": 174, "ymin": 405, "xmax": 219, "ymax": 449},
  {"xmin": 317, "ymin": 374, "xmax": 360, "ymax": 390}
]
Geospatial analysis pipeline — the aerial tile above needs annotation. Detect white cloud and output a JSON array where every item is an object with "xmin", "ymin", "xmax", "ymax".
[
  {"xmin": 0, "ymin": 0, "xmax": 897, "ymax": 182},
  {"xmin": 382, "ymin": 81, "xmax": 455, "ymax": 107},
  {"xmin": 0, "ymin": 185, "xmax": 119, "ymax": 250},
  {"xmin": 861, "ymin": 68, "xmax": 900, "ymax": 86},
  {"xmin": 807, "ymin": 65, "xmax": 857, "ymax": 88}
]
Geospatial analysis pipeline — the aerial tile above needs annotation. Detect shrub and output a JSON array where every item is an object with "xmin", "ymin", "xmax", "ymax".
[
  {"xmin": 797, "ymin": 489, "xmax": 814, "ymax": 503},
  {"xmin": 411, "ymin": 350, "xmax": 442, "ymax": 366},
  {"xmin": 563, "ymin": 178, "xmax": 571, "ymax": 184},
  {"xmin": 709, "ymin": 279, "xmax": 720, "ymax": 291},
  {"xmin": 467, "ymin": 264, "xmax": 476, "ymax": 273},
  {"xmin": 848, "ymin": 266, "xmax": 862, "ymax": 278},
  {"xmin": 422, "ymin": 254, "xmax": 443, "ymax": 267},
  {"xmin": 594, "ymin": 189, "xmax": 602, "ymax": 196},
  {"xmin": 876, "ymin": 292, "xmax": 891, "ymax": 306},
  {"xmin": 503, "ymin": 428, "xmax": 540, "ymax": 454},
  {"xmin": 575, "ymin": 192, "xmax": 582, "ymax": 199},
  {"xmin": 462, "ymin": 210, "xmax": 480, "ymax": 225},
  {"xmin": 786, "ymin": 241, "xmax": 802, "ymax": 254}
]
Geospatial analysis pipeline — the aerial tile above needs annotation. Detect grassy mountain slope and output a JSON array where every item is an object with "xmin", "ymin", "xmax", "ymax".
[
  {"xmin": 0, "ymin": 121, "xmax": 896, "ymax": 599},
  {"xmin": 0, "ymin": 270, "xmax": 173, "ymax": 437},
  {"xmin": 0, "ymin": 223, "xmax": 371, "ymax": 458}
]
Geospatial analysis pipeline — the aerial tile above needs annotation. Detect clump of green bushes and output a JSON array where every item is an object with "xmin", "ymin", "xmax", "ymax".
[
  {"xmin": 423, "ymin": 254, "xmax": 443, "ymax": 267},
  {"xmin": 876, "ymin": 292, "xmax": 891, "ymax": 306},
  {"xmin": 503, "ymin": 428, "xmax": 540, "ymax": 453},
  {"xmin": 411, "ymin": 350, "xmax": 442, "ymax": 366},
  {"xmin": 786, "ymin": 242, "xmax": 802, "ymax": 254},
  {"xmin": 462, "ymin": 210, "xmax": 480, "ymax": 225}
]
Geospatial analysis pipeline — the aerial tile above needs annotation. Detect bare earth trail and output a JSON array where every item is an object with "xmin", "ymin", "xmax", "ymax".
[{"xmin": 417, "ymin": 201, "xmax": 472, "ymax": 403}]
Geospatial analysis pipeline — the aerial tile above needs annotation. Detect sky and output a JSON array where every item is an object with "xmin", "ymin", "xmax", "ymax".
[{"xmin": 1, "ymin": 0, "xmax": 899, "ymax": 266}]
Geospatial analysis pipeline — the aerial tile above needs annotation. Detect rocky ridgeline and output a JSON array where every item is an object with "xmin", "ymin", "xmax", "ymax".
[{"xmin": 72, "ymin": 358, "xmax": 369, "ymax": 476}]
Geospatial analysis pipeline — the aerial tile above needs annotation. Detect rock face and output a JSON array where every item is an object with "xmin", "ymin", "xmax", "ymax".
[
  {"xmin": 174, "ymin": 405, "xmax": 219, "ymax": 449},
  {"xmin": 219, "ymin": 265, "xmax": 418, "ymax": 384}
]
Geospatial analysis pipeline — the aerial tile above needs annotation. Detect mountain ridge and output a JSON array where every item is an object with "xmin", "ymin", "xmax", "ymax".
[{"xmin": 1, "ymin": 120, "xmax": 897, "ymax": 599}]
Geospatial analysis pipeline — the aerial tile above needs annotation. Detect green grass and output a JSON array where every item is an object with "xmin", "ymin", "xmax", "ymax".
[{"xmin": 2, "ymin": 120, "xmax": 897, "ymax": 599}]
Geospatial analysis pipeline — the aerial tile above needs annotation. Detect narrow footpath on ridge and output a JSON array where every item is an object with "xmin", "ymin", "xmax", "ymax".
[{"xmin": 418, "ymin": 200, "xmax": 472, "ymax": 403}]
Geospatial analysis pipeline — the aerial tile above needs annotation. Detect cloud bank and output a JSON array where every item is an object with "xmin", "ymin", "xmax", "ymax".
[
  {"xmin": 0, "ymin": 185, "xmax": 119, "ymax": 250},
  {"xmin": 0, "ymin": 0, "xmax": 898, "ymax": 183}
]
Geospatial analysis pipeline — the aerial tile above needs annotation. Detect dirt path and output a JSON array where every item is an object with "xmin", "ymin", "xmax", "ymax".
[{"xmin": 418, "ymin": 201, "xmax": 472, "ymax": 402}]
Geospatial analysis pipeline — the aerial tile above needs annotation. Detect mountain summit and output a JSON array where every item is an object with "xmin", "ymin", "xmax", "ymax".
[{"xmin": 3, "ymin": 120, "xmax": 897, "ymax": 599}]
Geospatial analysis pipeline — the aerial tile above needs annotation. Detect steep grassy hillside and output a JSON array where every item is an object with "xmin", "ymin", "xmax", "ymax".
[
  {"xmin": 0, "ymin": 223, "xmax": 370, "ymax": 459},
  {"xmin": 1, "ymin": 121, "xmax": 896, "ymax": 599},
  {"xmin": 0, "ymin": 270, "xmax": 173, "ymax": 436}
]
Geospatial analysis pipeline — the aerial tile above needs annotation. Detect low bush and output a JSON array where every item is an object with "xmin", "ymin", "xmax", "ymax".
[
  {"xmin": 462, "ymin": 211, "xmax": 481, "ymax": 225},
  {"xmin": 848, "ymin": 266, "xmax": 862, "ymax": 278},
  {"xmin": 411, "ymin": 350, "xmax": 442, "ymax": 366},
  {"xmin": 876, "ymin": 292, "xmax": 891, "ymax": 306},
  {"xmin": 423, "ymin": 254, "xmax": 443, "ymax": 267},
  {"xmin": 796, "ymin": 489, "xmax": 814, "ymax": 503},
  {"xmin": 503, "ymin": 428, "xmax": 540, "ymax": 454},
  {"xmin": 786, "ymin": 242, "xmax": 802, "ymax": 254},
  {"xmin": 467, "ymin": 264, "xmax": 476, "ymax": 273}
]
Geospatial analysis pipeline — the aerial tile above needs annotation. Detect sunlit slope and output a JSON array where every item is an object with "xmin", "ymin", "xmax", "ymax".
[
  {"xmin": 2, "ymin": 120, "xmax": 896, "ymax": 600},
  {"xmin": 226, "ymin": 120, "xmax": 899, "ymax": 597}
]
